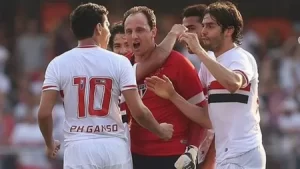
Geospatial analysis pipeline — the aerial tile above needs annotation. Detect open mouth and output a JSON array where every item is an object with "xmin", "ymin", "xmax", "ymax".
[{"xmin": 133, "ymin": 42, "xmax": 141, "ymax": 49}]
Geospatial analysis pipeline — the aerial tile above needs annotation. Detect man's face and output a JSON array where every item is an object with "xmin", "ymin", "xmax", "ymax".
[
  {"xmin": 112, "ymin": 33, "xmax": 131, "ymax": 55},
  {"xmin": 124, "ymin": 12, "xmax": 156, "ymax": 57},
  {"xmin": 183, "ymin": 16, "xmax": 203, "ymax": 40},
  {"xmin": 201, "ymin": 14, "xmax": 225, "ymax": 52},
  {"xmin": 182, "ymin": 16, "xmax": 208, "ymax": 52}
]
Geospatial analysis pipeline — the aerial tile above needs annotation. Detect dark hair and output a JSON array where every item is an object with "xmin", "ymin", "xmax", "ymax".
[
  {"xmin": 182, "ymin": 4, "xmax": 207, "ymax": 22},
  {"xmin": 108, "ymin": 21, "xmax": 124, "ymax": 49},
  {"xmin": 204, "ymin": 1, "xmax": 243, "ymax": 44},
  {"xmin": 123, "ymin": 6, "xmax": 156, "ymax": 30},
  {"xmin": 70, "ymin": 3, "xmax": 108, "ymax": 40}
]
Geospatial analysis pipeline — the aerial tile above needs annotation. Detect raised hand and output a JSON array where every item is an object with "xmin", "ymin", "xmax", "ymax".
[
  {"xmin": 145, "ymin": 75, "xmax": 176, "ymax": 100},
  {"xmin": 170, "ymin": 24, "xmax": 188, "ymax": 38},
  {"xmin": 179, "ymin": 32, "xmax": 204, "ymax": 55}
]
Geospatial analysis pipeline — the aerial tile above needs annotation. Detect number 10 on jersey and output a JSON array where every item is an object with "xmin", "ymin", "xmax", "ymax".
[{"xmin": 73, "ymin": 77, "xmax": 113, "ymax": 118}]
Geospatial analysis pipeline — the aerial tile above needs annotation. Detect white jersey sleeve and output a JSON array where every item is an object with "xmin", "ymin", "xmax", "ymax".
[
  {"xmin": 119, "ymin": 58, "xmax": 137, "ymax": 91},
  {"xmin": 42, "ymin": 59, "xmax": 60, "ymax": 91},
  {"xmin": 228, "ymin": 53, "xmax": 254, "ymax": 87}
]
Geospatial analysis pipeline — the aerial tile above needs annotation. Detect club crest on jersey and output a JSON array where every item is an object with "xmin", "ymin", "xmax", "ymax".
[
  {"xmin": 96, "ymin": 79, "xmax": 106, "ymax": 84},
  {"xmin": 138, "ymin": 84, "xmax": 147, "ymax": 98}
]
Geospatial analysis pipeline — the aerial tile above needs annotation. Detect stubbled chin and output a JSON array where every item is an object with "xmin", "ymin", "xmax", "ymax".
[{"xmin": 132, "ymin": 48, "xmax": 145, "ymax": 57}]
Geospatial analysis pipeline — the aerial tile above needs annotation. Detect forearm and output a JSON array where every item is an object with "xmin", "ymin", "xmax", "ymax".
[
  {"xmin": 38, "ymin": 115, "xmax": 54, "ymax": 148},
  {"xmin": 136, "ymin": 32, "xmax": 177, "ymax": 81},
  {"xmin": 195, "ymin": 50, "xmax": 242, "ymax": 93},
  {"xmin": 188, "ymin": 122, "xmax": 206, "ymax": 147},
  {"xmin": 132, "ymin": 106, "xmax": 162, "ymax": 136},
  {"xmin": 170, "ymin": 92, "xmax": 212, "ymax": 128},
  {"xmin": 157, "ymin": 31, "xmax": 177, "ymax": 54},
  {"xmin": 201, "ymin": 137, "xmax": 216, "ymax": 169}
]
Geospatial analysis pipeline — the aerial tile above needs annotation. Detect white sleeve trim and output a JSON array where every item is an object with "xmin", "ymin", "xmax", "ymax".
[{"xmin": 187, "ymin": 92, "xmax": 206, "ymax": 105}]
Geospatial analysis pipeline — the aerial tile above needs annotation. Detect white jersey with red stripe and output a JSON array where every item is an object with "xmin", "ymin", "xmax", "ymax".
[
  {"xmin": 42, "ymin": 46, "xmax": 137, "ymax": 144},
  {"xmin": 199, "ymin": 47, "xmax": 262, "ymax": 162}
]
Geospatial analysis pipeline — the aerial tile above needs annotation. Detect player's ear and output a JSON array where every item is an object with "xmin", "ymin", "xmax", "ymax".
[
  {"xmin": 95, "ymin": 23, "xmax": 103, "ymax": 35},
  {"xmin": 151, "ymin": 27, "xmax": 157, "ymax": 38},
  {"xmin": 225, "ymin": 26, "xmax": 234, "ymax": 38}
]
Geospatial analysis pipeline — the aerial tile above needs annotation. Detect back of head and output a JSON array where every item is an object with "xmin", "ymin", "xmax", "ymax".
[
  {"xmin": 204, "ymin": 1, "xmax": 243, "ymax": 44},
  {"xmin": 109, "ymin": 21, "xmax": 124, "ymax": 50},
  {"xmin": 123, "ymin": 6, "xmax": 156, "ymax": 30},
  {"xmin": 70, "ymin": 3, "xmax": 109, "ymax": 40},
  {"xmin": 182, "ymin": 4, "xmax": 207, "ymax": 21}
]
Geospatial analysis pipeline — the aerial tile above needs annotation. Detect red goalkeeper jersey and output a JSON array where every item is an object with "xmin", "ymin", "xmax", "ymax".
[{"xmin": 122, "ymin": 51, "xmax": 207, "ymax": 156}]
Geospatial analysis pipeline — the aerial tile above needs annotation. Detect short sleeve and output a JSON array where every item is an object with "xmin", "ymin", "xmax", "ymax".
[
  {"xmin": 177, "ymin": 55, "xmax": 206, "ymax": 107},
  {"xmin": 228, "ymin": 54, "xmax": 254, "ymax": 87},
  {"xmin": 119, "ymin": 57, "xmax": 137, "ymax": 91},
  {"xmin": 42, "ymin": 59, "xmax": 60, "ymax": 91}
]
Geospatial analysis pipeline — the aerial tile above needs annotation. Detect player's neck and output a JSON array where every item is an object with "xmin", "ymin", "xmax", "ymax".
[
  {"xmin": 77, "ymin": 38, "xmax": 99, "ymax": 48},
  {"xmin": 135, "ymin": 43, "xmax": 156, "ymax": 62},
  {"xmin": 214, "ymin": 42, "xmax": 236, "ymax": 57}
]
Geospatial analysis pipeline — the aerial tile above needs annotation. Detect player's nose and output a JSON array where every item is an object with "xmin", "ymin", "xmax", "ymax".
[
  {"xmin": 131, "ymin": 31, "xmax": 138, "ymax": 39},
  {"xmin": 120, "ymin": 47, "xmax": 128, "ymax": 55}
]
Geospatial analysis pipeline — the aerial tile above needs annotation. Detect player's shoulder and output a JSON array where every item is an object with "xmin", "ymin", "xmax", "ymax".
[
  {"xmin": 50, "ymin": 48, "xmax": 78, "ymax": 64},
  {"xmin": 232, "ymin": 46, "xmax": 255, "ymax": 62},
  {"xmin": 168, "ymin": 50, "xmax": 185, "ymax": 60},
  {"xmin": 168, "ymin": 50, "xmax": 194, "ymax": 67}
]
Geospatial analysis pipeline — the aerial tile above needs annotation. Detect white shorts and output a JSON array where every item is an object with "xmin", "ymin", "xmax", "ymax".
[
  {"xmin": 216, "ymin": 145, "xmax": 266, "ymax": 169},
  {"xmin": 64, "ymin": 137, "xmax": 132, "ymax": 169}
]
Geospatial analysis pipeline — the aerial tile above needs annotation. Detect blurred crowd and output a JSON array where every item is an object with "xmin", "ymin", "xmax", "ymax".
[{"xmin": 0, "ymin": 2, "xmax": 300, "ymax": 169}]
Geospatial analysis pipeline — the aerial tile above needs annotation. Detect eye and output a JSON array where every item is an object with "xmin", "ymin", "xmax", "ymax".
[
  {"xmin": 125, "ymin": 29, "xmax": 132, "ymax": 35},
  {"xmin": 113, "ymin": 44, "xmax": 120, "ymax": 49},
  {"xmin": 136, "ymin": 27, "xmax": 145, "ymax": 33},
  {"xmin": 189, "ymin": 27, "xmax": 196, "ymax": 31}
]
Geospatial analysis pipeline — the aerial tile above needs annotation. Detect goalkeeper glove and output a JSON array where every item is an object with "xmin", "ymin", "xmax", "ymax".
[{"xmin": 174, "ymin": 145, "xmax": 198, "ymax": 169}]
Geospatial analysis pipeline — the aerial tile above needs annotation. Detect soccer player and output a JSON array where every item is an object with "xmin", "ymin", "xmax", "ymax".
[
  {"xmin": 37, "ymin": 3, "xmax": 174, "ymax": 169},
  {"xmin": 182, "ymin": 4, "xmax": 216, "ymax": 169},
  {"xmin": 145, "ymin": 1, "xmax": 266, "ymax": 169},
  {"xmin": 123, "ymin": 6, "xmax": 207, "ymax": 169},
  {"xmin": 109, "ymin": 21, "xmax": 131, "ymax": 56}
]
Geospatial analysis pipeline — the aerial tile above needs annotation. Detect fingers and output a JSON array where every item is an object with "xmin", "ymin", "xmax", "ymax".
[
  {"xmin": 145, "ymin": 76, "xmax": 166, "ymax": 86},
  {"xmin": 179, "ymin": 36, "xmax": 189, "ymax": 44},
  {"xmin": 151, "ymin": 76, "xmax": 166, "ymax": 83},
  {"xmin": 162, "ymin": 75, "xmax": 172, "ymax": 84},
  {"xmin": 147, "ymin": 86, "xmax": 155, "ymax": 93},
  {"xmin": 145, "ymin": 77, "xmax": 156, "ymax": 88}
]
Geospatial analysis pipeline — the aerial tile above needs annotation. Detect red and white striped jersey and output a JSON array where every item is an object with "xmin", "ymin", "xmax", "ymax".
[
  {"xmin": 42, "ymin": 46, "xmax": 137, "ymax": 144},
  {"xmin": 199, "ymin": 47, "xmax": 262, "ymax": 162}
]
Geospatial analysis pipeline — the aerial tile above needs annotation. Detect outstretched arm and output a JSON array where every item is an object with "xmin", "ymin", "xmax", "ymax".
[
  {"xmin": 145, "ymin": 75, "xmax": 212, "ymax": 128},
  {"xmin": 170, "ymin": 91, "xmax": 212, "ymax": 128},
  {"xmin": 136, "ymin": 24, "xmax": 187, "ymax": 81}
]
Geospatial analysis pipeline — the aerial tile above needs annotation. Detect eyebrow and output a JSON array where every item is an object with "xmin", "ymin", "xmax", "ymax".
[
  {"xmin": 202, "ymin": 22, "xmax": 217, "ymax": 25},
  {"xmin": 185, "ymin": 25, "xmax": 196, "ymax": 28}
]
